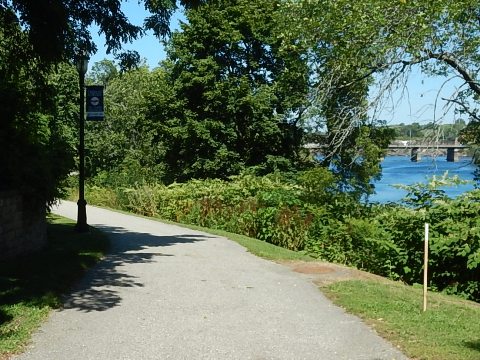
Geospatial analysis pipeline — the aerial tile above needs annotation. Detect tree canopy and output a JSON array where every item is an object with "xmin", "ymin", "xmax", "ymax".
[
  {"xmin": 281, "ymin": 0, "xmax": 480, "ymax": 141},
  {"xmin": 85, "ymin": 64, "xmax": 169, "ymax": 186},
  {"xmin": 148, "ymin": 0, "xmax": 310, "ymax": 182},
  {"xmin": 0, "ymin": 0, "xmax": 202, "ymax": 205},
  {"xmin": 272, "ymin": 0, "xmax": 480, "ymax": 185},
  {"xmin": 1, "ymin": 0, "xmax": 203, "ymax": 63},
  {"xmin": 3, "ymin": 0, "xmax": 480, "ymax": 206}
]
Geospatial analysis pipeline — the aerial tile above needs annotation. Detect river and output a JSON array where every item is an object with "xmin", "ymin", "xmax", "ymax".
[{"xmin": 369, "ymin": 155, "xmax": 478, "ymax": 203}]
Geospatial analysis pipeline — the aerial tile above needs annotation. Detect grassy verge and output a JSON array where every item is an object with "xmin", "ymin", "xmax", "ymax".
[
  {"xmin": 159, "ymin": 220, "xmax": 315, "ymax": 262},
  {"xmin": 323, "ymin": 280, "xmax": 480, "ymax": 360},
  {"xmin": 77, "ymin": 201, "xmax": 315, "ymax": 262},
  {"xmin": 0, "ymin": 215, "xmax": 109, "ymax": 357}
]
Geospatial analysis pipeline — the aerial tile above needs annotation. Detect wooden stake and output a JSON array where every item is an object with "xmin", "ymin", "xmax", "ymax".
[{"xmin": 423, "ymin": 223, "xmax": 429, "ymax": 312}]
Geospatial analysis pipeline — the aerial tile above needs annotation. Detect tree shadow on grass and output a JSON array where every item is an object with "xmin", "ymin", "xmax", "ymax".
[
  {"xmin": 464, "ymin": 340, "xmax": 480, "ymax": 352},
  {"xmin": 0, "ymin": 308, "xmax": 12, "ymax": 326},
  {"xmin": 61, "ymin": 224, "xmax": 214, "ymax": 312}
]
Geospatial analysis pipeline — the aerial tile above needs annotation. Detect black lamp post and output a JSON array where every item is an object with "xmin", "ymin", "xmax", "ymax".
[{"xmin": 75, "ymin": 53, "xmax": 89, "ymax": 232}]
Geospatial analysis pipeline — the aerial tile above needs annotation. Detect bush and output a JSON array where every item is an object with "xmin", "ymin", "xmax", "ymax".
[
  {"xmin": 79, "ymin": 172, "xmax": 480, "ymax": 302},
  {"xmin": 306, "ymin": 215, "xmax": 400, "ymax": 277},
  {"xmin": 376, "ymin": 187, "xmax": 480, "ymax": 301}
]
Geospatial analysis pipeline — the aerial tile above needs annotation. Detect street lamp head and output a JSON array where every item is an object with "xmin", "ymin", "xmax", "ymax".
[{"xmin": 76, "ymin": 52, "xmax": 89, "ymax": 75}]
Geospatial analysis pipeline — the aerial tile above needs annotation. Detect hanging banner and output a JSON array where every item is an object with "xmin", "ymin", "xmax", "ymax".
[{"xmin": 86, "ymin": 85, "xmax": 104, "ymax": 121}]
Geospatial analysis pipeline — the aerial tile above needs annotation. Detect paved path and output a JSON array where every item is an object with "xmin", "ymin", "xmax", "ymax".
[{"xmin": 16, "ymin": 202, "xmax": 407, "ymax": 360}]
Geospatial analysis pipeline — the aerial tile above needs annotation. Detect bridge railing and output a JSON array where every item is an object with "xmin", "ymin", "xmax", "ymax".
[{"xmin": 304, "ymin": 142, "xmax": 468, "ymax": 162}]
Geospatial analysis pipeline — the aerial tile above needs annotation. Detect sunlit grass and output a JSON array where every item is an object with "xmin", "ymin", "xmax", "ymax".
[{"xmin": 164, "ymin": 221, "xmax": 315, "ymax": 261}]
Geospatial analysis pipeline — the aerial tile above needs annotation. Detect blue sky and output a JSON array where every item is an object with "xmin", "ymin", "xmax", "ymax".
[
  {"xmin": 89, "ymin": 2, "xmax": 182, "ymax": 69},
  {"xmin": 373, "ymin": 67, "xmax": 466, "ymax": 125},
  {"xmin": 89, "ymin": 2, "xmax": 464, "ymax": 126}
]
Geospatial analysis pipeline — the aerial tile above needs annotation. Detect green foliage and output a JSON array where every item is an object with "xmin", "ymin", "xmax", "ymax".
[
  {"xmin": 152, "ymin": 0, "xmax": 309, "ymax": 182},
  {"xmin": 0, "ymin": 0, "xmax": 203, "ymax": 208},
  {"xmin": 87, "ymin": 59, "xmax": 119, "ymax": 85},
  {"xmin": 326, "ymin": 124, "xmax": 395, "ymax": 196},
  {"xmin": 375, "ymin": 177, "xmax": 480, "ymax": 301},
  {"xmin": 0, "ymin": 18, "xmax": 76, "ymax": 207},
  {"xmin": 77, "ymin": 0, "xmax": 399, "ymax": 193},
  {"xmin": 86, "ymin": 66, "xmax": 168, "ymax": 185},
  {"xmin": 395, "ymin": 172, "xmax": 467, "ymax": 208},
  {"xmin": 392, "ymin": 120, "xmax": 467, "ymax": 142},
  {"xmin": 84, "ymin": 0, "xmax": 312, "ymax": 186},
  {"xmin": 280, "ymin": 0, "xmax": 480, "ymax": 183},
  {"xmin": 297, "ymin": 167, "xmax": 337, "ymax": 204},
  {"xmin": 2, "ymin": 0, "xmax": 201, "ymax": 64},
  {"xmin": 85, "ymin": 173, "xmax": 316, "ymax": 250},
  {"xmin": 83, "ymin": 171, "xmax": 480, "ymax": 302},
  {"xmin": 306, "ymin": 215, "xmax": 400, "ymax": 277}
]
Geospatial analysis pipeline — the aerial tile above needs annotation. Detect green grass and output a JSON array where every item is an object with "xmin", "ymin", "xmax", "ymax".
[
  {"xmin": 160, "ymin": 220, "xmax": 315, "ymax": 262},
  {"xmin": 0, "ymin": 215, "xmax": 109, "ymax": 357},
  {"xmin": 323, "ymin": 280, "xmax": 480, "ymax": 360},
  {"xmin": 78, "ymin": 201, "xmax": 315, "ymax": 262}
]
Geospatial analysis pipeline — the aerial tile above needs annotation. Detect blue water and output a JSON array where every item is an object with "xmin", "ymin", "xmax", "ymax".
[{"xmin": 370, "ymin": 156, "xmax": 478, "ymax": 203}]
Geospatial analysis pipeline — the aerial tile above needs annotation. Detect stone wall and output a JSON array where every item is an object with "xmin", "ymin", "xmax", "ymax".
[{"xmin": 0, "ymin": 191, "xmax": 46, "ymax": 260}]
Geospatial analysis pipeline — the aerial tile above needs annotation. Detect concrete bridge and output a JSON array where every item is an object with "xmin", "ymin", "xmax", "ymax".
[
  {"xmin": 304, "ymin": 142, "xmax": 468, "ymax": 162},
  {"xmin": 388, "ymin": 144, "xmax": 468, "ymax": 162}
]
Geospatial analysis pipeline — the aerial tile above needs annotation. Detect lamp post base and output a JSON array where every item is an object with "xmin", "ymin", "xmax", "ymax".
[{"xmin": 75, "ymin": 199, "xmax": 89, "ymax": 232}]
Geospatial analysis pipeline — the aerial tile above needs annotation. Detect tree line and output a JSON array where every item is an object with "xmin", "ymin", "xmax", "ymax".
[
  {"xmin": 390, "ymin": 120, "xmax": 467, "ymax": 142},
  {"xmin": 2, "ymin": 0, "xmax": 480, "ymax": 206}
]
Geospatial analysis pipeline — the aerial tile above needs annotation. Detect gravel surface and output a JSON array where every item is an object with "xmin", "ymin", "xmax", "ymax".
[{"xmin": 15, "ymin": 201, "xmax": 407, "ymax": 360}]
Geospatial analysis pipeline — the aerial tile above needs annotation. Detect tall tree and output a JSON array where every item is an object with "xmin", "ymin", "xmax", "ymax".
[
  {"xmin": 88, "ymin": 59, "xmax": 119, "ymax": 86},
  {"xmin": 1, "ymin": 0, "xmax": 203, "ymax": 64},
  {"xmin": 0, "ymin": 17, "xmax": 76, "ymax": 204},
  {"xmin": 280, "ymin": 0, "xmax": 480, "ymax": 191},
  {"xmin": 320, "ymin": 69, "xmax": 394, "ymax": 195},
  {"xmin": 85, "ymin": 64, "xmax": 170, "ymax": 185},
  {"xmin": 152, "ymin": 0, "xmax": 309, "ymax": 182},
  {"xmin": 0, "ymin": 0, "xmax": 202, "ymax": 205}
]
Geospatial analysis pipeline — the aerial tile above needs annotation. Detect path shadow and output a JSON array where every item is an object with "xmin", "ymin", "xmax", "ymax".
[
  {"xmin": 62, "ymin": 225, "xmax": 215, "ymax": 312},
  {"xmin": 464, "ymin": 340, "xmax": 480, "ymax": 352}
]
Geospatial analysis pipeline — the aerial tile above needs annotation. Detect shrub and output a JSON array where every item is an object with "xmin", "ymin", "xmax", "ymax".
[
  {"xmin": 79, "ymin": 172, "xmax": 480, "ymax": 302},
  {"xmin": 306, "ymin": 215, "xmax": 400, "ymax": 277},
  {"xmin": 376, "ymin": 186, "xmax": 480, "ymax": 301}
]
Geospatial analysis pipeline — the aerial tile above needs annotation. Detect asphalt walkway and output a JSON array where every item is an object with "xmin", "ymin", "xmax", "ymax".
[{"xmin": 15, "ymin": 201, "xmax": 407, "ymax": 360}]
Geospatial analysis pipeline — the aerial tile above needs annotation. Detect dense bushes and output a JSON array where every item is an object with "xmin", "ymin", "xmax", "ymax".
[
  {"xmin": 379, "ymin": 191, "xmax": 480, "ymax": 300},
  {"xmin": 305, "ymin": 216, "xmax": 401, "ymax": 277},
  {"xmin": 80, "ymin": 170, "xmax": 480, "ymax": 302},
  {"xmin": 96, "ymin": 174, "xmax": 317, "ymax": 250}
]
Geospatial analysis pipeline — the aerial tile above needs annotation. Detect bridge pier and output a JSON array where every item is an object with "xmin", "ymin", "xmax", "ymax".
[
  {"xmin": 446, "ymin": 148, "xmax": 460, "ymax": 162},
  {"xmin": 410, "ymin": 147, "xmax": 421, "ymax": 162}
]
